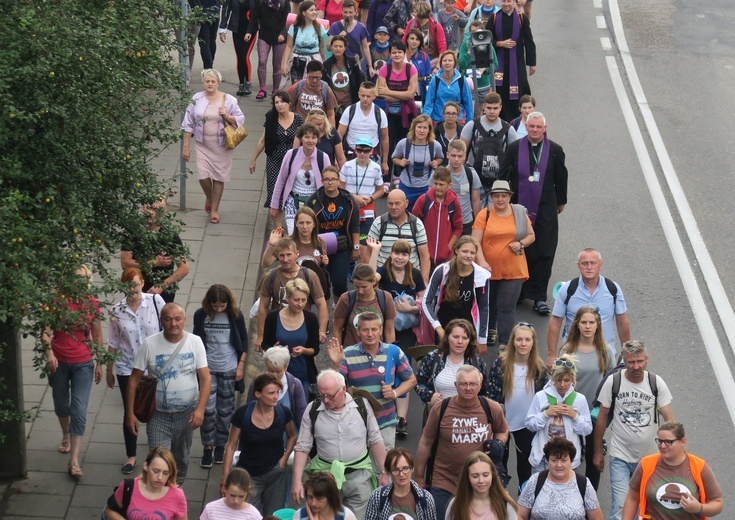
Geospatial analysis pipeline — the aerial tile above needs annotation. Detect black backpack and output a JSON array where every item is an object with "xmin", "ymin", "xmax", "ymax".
[
  {"xmin": 345, "ymin": 103, "xmax": 382, "ymax": 150},
  {"xmin": 342, "ymin": 289, "xmax": 388, "ymax": 339},
  {"xmin": 564, "ymin": 277, "xmax": 618, "ymax": 307},
  {"xmin": 591, "ymin": 363, "xmax": 659, "ymax": 427},
  {"xmin": 308, "ymin": 387, "xmax": 369, "ymax": 457},
  {"xmin": 470, "ymin": 119, "xmax": 510, "ymax": 188},
  {"xmin": 534, "ymin": 470, "xmax": 589, "ymax": 519},
  {"xmin": 377, "ymin": 211, "xmax": 421, "ymax": 244}
]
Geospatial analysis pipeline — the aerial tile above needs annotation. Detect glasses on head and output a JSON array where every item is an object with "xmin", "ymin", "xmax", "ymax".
[
  {"xmin": 322, "ymin": 177, "xmax": 339, "ymax": 183},
  {"xmin": 356, "ymin": 147, "xmax": 373, "ymax": 154},
  {"xmin": 304, "ymin": 170, "xmax": 312, "ymax": 186},
  {"xmin": 517, "ymin": 321, "xmax": 534, "ymax": 328},
  {"xmin": 456, "ymin": 381, "xmax": 480, "ymax": 389},
  {"xmin": 390, "ymin": 466, "xmax": 413, "ymax": 475},
  {"xmin": 655, "ymin": 438, "xmax": 679, "ymax": 446},
  {"xmin": 553, "ymin": 359, "xmax": 575, "ymax": 369}
]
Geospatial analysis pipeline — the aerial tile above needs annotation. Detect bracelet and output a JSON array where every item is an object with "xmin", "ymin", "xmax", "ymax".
[{"xmin": 392, "ymin": 390, "xmax": 397, "ymax": 400}]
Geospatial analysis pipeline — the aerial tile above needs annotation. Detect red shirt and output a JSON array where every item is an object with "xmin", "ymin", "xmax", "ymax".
[{"xmin": 52, "ymin": 298, "xmax": 101, "ymax": 364}]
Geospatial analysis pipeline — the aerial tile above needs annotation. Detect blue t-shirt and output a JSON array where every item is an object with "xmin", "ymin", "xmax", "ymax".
[
  {"xmin": 289, "ymin": 24, "xmax": 326, "ymax": 54},
  {"xmin": 276, "ymin": 317, "xmax": 309, "ymax": 382},
  {"xmin": 327, "ymin": 21, "xmax": 370, "ymax": 57}
]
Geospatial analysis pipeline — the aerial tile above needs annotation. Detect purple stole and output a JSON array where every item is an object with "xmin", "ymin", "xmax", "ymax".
[
  {"xmin": 517, "ymin": 136, "xmax": 549, "ymax": 224},
  {"xmin": 494, "ymin": 10, "xmax": 521, "ymax": 99}
]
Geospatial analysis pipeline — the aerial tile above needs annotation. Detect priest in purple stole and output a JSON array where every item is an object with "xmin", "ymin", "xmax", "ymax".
[
  {"xmin": 487, "ymin": 0, "xmax": 536, "ymax": 123},
  {"xmin": 499, "ymin": 111, "xmax": 567, "ymax": 316}
]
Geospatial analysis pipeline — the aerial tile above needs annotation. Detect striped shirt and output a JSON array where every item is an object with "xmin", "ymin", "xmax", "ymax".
[
  {"xmin": 340, "ymin": 342, "xmax": 414, "ymax": 429},
  {"xmin": 367, "ymin": 214, "xmax": 428, "ymax": 268}
]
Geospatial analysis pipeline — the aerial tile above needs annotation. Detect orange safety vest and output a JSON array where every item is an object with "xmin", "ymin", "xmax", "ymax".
[{"xmin": 637, "ymin": 453, "xmax": 708, "ymax": 519}]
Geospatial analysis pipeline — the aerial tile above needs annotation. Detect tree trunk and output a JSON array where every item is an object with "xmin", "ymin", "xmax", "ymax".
[{"xmin": 0, "ymin": 319, "xmax": 27, "ymax": 478}]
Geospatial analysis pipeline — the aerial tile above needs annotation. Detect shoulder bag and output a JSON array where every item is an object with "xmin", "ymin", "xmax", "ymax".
[
  {"xmin": 221, "ymin": 94, "xmax": 248, "ymax": 149},
  {"xmin": 133, "ymin": 334, "xmax": 187, "ymax": 423}
]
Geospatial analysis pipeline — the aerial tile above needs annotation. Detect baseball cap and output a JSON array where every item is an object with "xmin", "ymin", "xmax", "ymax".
[
  {"xmin": 355, "ymin": 137, "xmax": 374, "ymax": 148},
  {"xmin": 375, "ymin": 26, "xmax": 389, "ymax": 35}
]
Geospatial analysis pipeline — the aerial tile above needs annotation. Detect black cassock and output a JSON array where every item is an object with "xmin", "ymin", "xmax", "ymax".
[
  {"xmin": 487, "ymin": 11, "xmax": 536, "ymax": 122},
  {"xmin": 499, "ymin": 138, "xmax": 568, "ymax": 302}
]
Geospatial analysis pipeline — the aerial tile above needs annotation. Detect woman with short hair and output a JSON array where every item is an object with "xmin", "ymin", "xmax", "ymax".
[
  {"xmin": 181, "ymin": 68, "xmax": 245, "ymax": 224},
  {"xmin": 295, "ymin": 472, "xmax": 359, "ymax": 520},
  {"xmin": 365, "ymin": 448, "xmax": 437, "ymax": 520},
  {"xmin": 247, "ymin": 346, "xmax": 307, "ymax": 427},
  {"xmin": 517, "ymin": 438, "xmax": 602, "ymax": 520},
  {"xmin": 622, "ymin": 421, "xmax": 723, "ymax": 520}
]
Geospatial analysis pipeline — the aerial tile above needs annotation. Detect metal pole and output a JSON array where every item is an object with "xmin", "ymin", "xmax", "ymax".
[{"xmin": 178, "ymin": 0, "xmax": 189, "ymax": 210}]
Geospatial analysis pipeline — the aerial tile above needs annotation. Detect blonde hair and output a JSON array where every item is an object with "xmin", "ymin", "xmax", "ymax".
[
  {"xmin": 407, "ymin": 114, "xmax": 436, "ymax": 143},
  {"xmin": 201, "ymin": 68, "xmax": 222, "ymax": 82},
  {"xmin": 285, "ymin": 278, "xmax": 310, "ymax": 298},
  {"xmin": 305, "ymin": 109, "xmax": 334, "ymax": 138}
]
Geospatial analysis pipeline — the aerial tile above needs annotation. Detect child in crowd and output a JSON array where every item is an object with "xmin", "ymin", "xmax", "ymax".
[
  {"xmin": 467, "ymin": 0, "xmax": 499, "ymax": 24},
  {"xmin": 201, "ymin": 468, "xmax": 262, "ymax": 519},
  {"xmin": 435, "ymin": 0, "xmax": 468, "ymax": 51},
  {"xmin": 368, "ymin": 25, "xmax": 392, "ymax": 82}
]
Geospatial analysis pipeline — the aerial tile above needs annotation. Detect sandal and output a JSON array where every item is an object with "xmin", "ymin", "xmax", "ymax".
[
  {"xmin": 533, "ymin": 300, "xmax": 551, "ymax": 316},
  {"xmin": 210, "ymin": 215, "xmax": 220, "ymax": 224},
  {"xmin": 255, "ymin": 89, "xmax": 267, "ymax": 100},
  {"xmin": 68, "ymin": 461, "xmax": 83, "ymax": 478},
  {"xmin": 204, "ymin": 203, "xmax": 211, "ymax": 214},
  {"xmin": 58, "ymin": 439, "xmax": 71, "ymax": 454}
]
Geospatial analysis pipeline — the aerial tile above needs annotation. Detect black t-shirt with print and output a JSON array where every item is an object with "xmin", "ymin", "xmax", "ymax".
[{"xmin": 437, "ymin": 272, "xmax": 475, "ymax": 327}]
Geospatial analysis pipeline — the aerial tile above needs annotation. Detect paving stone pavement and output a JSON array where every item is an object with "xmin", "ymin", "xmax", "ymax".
[{"xmin": 0, "ymin": 39, "xmax": 281, "ymax": 519}]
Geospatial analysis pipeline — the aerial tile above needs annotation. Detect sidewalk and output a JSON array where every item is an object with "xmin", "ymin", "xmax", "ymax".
[{"xmin": 0, "ymin": 41, "xmax": 273, "ymax": 519}]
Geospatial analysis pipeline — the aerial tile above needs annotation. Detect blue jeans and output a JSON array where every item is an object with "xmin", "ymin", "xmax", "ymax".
[
  {"xmin": 429, "ymin": 487, "xmax": 453, "ymax": 520},
  {"xmin": 609, "ymin": 456, "xmax": 639, "ymax": 520},
  {"xmin": 50, "ymin": 360, "xmax": 94, "ymax": 436}
]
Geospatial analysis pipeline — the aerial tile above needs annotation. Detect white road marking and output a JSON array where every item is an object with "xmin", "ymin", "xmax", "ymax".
[
  {"xmin": 600, "ymin": 37, "xmax": 612, "ymax": 51},
  {"xmin": 596, "ymin": 15, "xmax": 607, "ymax": 29},
  {"xmin": 606, "ymin": 0, "xmax": 735, "ymax": 426}
]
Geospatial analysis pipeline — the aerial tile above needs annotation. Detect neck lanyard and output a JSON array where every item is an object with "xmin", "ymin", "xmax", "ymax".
[
  {"xmin": 530, "ymin": 141, "xmax": 544, "ymax": 169},
  {"xmin": 356, "ymin": 162, "xmax": 370, "ymax": 194}
]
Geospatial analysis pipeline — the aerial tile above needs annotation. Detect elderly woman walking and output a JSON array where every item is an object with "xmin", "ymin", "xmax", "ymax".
[{"xmin": 182, "ymin": 68, "xmax": 245, "ymax": 224}]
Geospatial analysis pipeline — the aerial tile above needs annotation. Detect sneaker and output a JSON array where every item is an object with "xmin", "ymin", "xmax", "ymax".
[
  {"xmin": 243, "ymin": 82, "xmax": 252, "ymax": 95},
  {"xmin": 488, "ymin": 329, "xmax": 497, "ymax": 346},
  {"xmin": 256, "ymin": 89, "xmax": 267, "ymax": 100},
  {"xmin": 214, "ymin": 446, "xmax": 225, "ymax": 464},
  {"xmin": 237, "ymin": 83, "xmax": 246, "ymax": 96},
  {"xmin": 201, "ymin": 448, "xmax": 213, "ymax": 468},
  {"xmin": 397, "ymin": 417, "xmax": 408, "ymax": 437}
]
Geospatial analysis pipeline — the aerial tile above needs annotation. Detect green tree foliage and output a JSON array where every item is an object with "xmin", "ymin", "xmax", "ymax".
[{"xmin": 0, "ymin": 0, "xmax": 193, "ymax": 391}]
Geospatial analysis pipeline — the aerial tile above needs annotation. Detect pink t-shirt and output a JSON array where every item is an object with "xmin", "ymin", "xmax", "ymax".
[
  {"xmin": 317, "ymin": 0, "xmax": 344, "ymax": 25},
  {"xmin": 377, "ymin": 62, "xmax": 417, "ymax": 82},
  {"xmin": 113, "ymin": 477, "xmax": 187, "ymax": 520},
  {"xmin": 200, "ymin": 498, "xmax": 263, "ymax": 520}
]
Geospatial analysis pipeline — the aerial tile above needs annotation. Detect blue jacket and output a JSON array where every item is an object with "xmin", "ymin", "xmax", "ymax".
[
  {"xmin": 422, "ymin": 69, "xmax": 474, "ymax": 122},
  {"xmin": 409, "ymin": 50, "xmax": 432, "ymax": 101}
]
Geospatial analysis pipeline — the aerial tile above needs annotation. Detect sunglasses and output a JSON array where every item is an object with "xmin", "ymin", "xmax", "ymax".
[
  {"xmin": 356, "ymin": 147, "xmax": 373, "ymax": 154},
  {"xmin": 517, "ymin": 321, "xmax": 534, "ymax": 328},
  {"xmin": 553, "ymin": 359, "xmax": 575, "ymax": 369},
  {"xmin": 304, "ymin": 170, "xmax": 311, "ymax": 186}
]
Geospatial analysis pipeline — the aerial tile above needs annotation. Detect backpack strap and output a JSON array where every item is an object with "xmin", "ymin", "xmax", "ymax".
[
  {"xmin": 316, "ymin": 149, "xmax": 325, "ymax": 172},
  {"xmin": 575, "ymin": 472, "xmax": 590, "ymax": 519},
  {"xmin": 122, "ymin": 478, "xmax": 134, "ymax": 514},
  {"xmin": 478, "ymin": 396, "xmax": 493, "ymax": 425},
  {"xmin": 269, "ymin": 268, "xmax": 280, "ymax": 304},
  {"xmin": 378, "ymin": 212, "xmax": 390, "ymax": 240},
  {"xmin": 533, "ymin": 470, "xmax": 548, "ymax": 499},
  {"xmin": 308, "ymin": 397, "xmax": 323, "ymax": 458},
  {"xmin": 648, "ymin": 371, "xmax": 659, "ymax": 424},
  {"xmin": 464, "ymin": 165, "xmax": 473, "ymax": 192},
  {"xmin": 408, "ymin": 213, "xmax": 419, "ymax": 244},
  {"xmin": 563, "ymin": 277, "xmax": 581, "ymax": 306},
  {"xmin": 320, "ymin": 81, "xmax": 330, "ymax": 108},
  {"xmin": 343, "ymin": 290, "xmax": 358, "ymax": 338}
]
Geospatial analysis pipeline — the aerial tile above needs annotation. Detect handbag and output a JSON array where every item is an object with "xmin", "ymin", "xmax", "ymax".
[
  {"xmin": 221, "ymin": 94, "xmax": 248, "ymax": 149},
  {"xmin": 133, "ymin": 335, "xmax": 187, "ymax": 423}
]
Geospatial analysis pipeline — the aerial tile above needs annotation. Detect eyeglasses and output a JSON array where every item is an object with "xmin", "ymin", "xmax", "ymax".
[
  {"xmin": 443, "ymin": 112, "xmax": 458, "ymax": 117},
  {"xmin": 322, "ymin": 177, "xmax": 339, "ymax": 183},
  {"xmin": 655, "ymin": 438, "xmax": 680, "ymax": 446},
  {"xmin": 517, "ymin": 321, "xmax": 535, "ymax": 328},
  {"xmin": 390, "ymin": 466, "xmax": 413, "ymax": 475},
  {"xmin": 304, "ymin": 170, "xmax": 311, "ymax": 186},
  {"xmin": 456, "ymin": 381, "xmax": 480, "ymax": 388},
  {"xmin": 308, "ymin": 75, "xmax": 322, "ymax": 81},
  {"xmin": 553, "ymin": 359, "xmax": 575, "ymax": 369},
  {"xmin": 356, "ymin": 147, "xmax": 373, "ymax": 154},
  {"xmin": 318, "ymin": 388, "xmax": 342, "ymax": 401}
]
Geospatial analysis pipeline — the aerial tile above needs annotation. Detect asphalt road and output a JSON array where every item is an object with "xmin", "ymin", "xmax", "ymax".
[{"xmin": 389, "ymin": 0, "xmax": 735, "ymax": 510}]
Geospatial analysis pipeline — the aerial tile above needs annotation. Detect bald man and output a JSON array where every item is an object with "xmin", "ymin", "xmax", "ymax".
[
  {"xmin": 367, "ymin": 189, "xmax": 432, "ymax": 284},
  {"xmin": 126, "ymin": 303, "xmax": 211, "ymax": 484}
]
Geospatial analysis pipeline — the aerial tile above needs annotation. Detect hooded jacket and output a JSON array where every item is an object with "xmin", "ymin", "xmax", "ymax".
[
  {"xmin": 525, "ymin": 381, "xmax": 593, "ymax": 468},
  {"xmin": 422, "ymin": 261, "xmax": 491, "ymax": 344},
  {"xmin": 411, "ymin": 187, "xmax": 463, "ymax": 265},
  {"xmin": 422, "ymin": 68, "xmax": 475, "ymax": 123}
]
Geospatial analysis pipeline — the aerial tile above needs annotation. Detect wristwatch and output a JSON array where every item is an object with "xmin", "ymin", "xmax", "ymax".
[{"xmin": 353, "ymin": 245, "xmax": 361, "ymax": 251}]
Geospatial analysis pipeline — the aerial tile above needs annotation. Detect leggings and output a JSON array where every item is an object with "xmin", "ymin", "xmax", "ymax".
[
  {"xmin": 488, "ymin": 278, "xmax": 524, "ymax": 346},
  {"xmin": 233, "ymin": 30, "xmax": 257, "ymax": 83},
  {"xmin": 257, "ymin": 40, "xmax": 286, "ymax": 92},
  {"xmin": 198, "ymin": 21, "xmax": 218, "ymax": 69}
]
